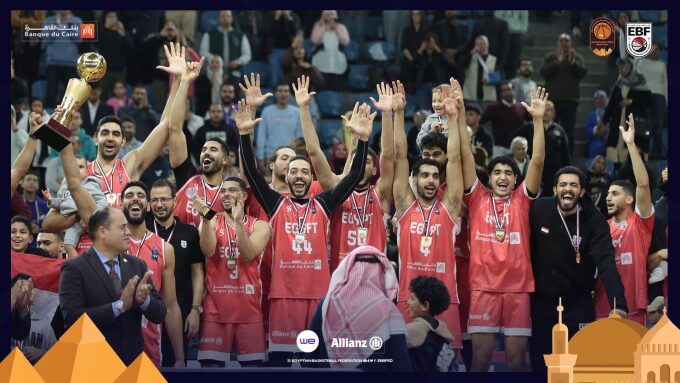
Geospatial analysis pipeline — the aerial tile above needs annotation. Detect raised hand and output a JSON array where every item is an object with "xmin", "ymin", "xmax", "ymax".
[
  {"xmin": 120, "ymin": 275, "xmax": 138, "ymax": 311},
  {"xmin": 239, "ymin": 73, "xmax": 273, "ymax": 109},
  {"xmin": 191, "ymin": 195, "xmax": 209, "ymax": 216},
  {"xmin": 134, "ymin": 271, "xmax": 154, "ymax": 304},
  {"xmin": 42, "ymin": 189, "xmax": 53, "ymax": 206},
  {"xmin": 342, "ymin": 103, "xmax": 377, "ymax": 141},
  {"xmin": 440, "ymin": 84, "xmax": 458, "ymax": 118},
  {"xmin": 232, "ymin": 99, "xmax": 263, "ymax": 134},
  {"xmin": 620, "ymin": 113, "xmax": 636, "ymax": 146},
  {"xmin": 370, "ymin": 82, "xmax": 394, "ymax": 113},
  {"xmin": 156, "ymin": 43, "xmax": 186, "ymax": 76},
  {"xmin": 391, "ymin": 80, "xmax": 406, "ymax": 112},
  {"xmin": 521, "ymin": 87, "xmax": 549, "ymax": 118},
  {"xmin": 183, "ymin": 56, "xmax": 205, "ymax": 82},
  {"xmin": 28, "ymin": 112, "xmax": 43, "ymax": 134},
  {"xmin": 450, "ymin": 77, "xmax": 464, "ymax": 111},
  {"xmin": 292, "ymin": 75, "xmax": 316, "ymax": 107}
]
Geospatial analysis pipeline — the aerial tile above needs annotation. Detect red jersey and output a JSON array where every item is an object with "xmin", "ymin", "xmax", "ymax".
[
  {"xmin": 594, "ymin": 209, "xmax": 655, "ymax": 315},
  {"xmin": 76, "ymin": 233, "xmax": 93, "ymax": 256},
  {"xmin": 174, "ymin": 175, "xmax": 224, "ymax": 228},
  {"xmin": 87, "ymin": 159, "xmax": 131, "ymax": 208},
  {"xmin": 203, "ymin": 213, "xmax": 262, "ymax": 323},
  {"xmin": 329, "ymin": 187, "xmax": 387, "ymax": 272},
  {"xmin": 463, "ymin": 180, "xmax": 535, "ymax": 292},
  {"xmin": 396, "ymin": 199, "xmax": 460, "ymax": 304},
  {"xmin": 268, "ymin": 196, "xmax": 330, "ymax": 299},
  {"xmin": 128, "ymin": 231, "xmax": 165, "ymax": 366}
]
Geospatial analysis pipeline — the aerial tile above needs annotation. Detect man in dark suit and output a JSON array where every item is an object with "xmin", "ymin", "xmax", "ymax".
[
  {"xmin": 58, "ymin": 206, "xmax": 166, "ymax": 365},
  {"xmin": 80, "ymin": 84, "xmax": 115, "ymax": 136}
]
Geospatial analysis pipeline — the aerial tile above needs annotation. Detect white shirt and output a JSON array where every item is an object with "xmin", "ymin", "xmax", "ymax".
[{"xmin": 635, "ymin": 58, "xmax": 667, "ymax": 101}]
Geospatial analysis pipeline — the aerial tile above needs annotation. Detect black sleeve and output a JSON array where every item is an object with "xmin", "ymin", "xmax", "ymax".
[
  {"xmin": 590, "ymin": 212, "xmax": 628, "ymax": 313},
  {"xmin": 172, "ymin": 158, "xmax": 196, "ymax": 190},
  {"xmin": 188, "ymin": 226, "xmax": 204, "ymax": 264},
  {"xmin": 240, "ymin": 133, "xmax": 282, "ymax": 217},
  {"xmin": 191, "ymin": 128, "xmax": 206, "ymax": 165},
  {"xmin": 316, "ymin": 139, "xmax": 368, "ymax": 216},
  {"xmin": 11, "ymin": 310, "xmax": 31, "ymax": 340}
]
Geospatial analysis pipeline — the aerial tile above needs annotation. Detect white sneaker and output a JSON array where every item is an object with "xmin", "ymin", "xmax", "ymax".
[{"xmin": 648, "ymin": 260, "xmax": 668, "ymax": 284}]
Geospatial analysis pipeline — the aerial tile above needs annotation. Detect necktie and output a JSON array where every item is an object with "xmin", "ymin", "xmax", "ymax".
[{"xmin": 106, "ymin": 260, "xmax": 122, "ymax": 298}]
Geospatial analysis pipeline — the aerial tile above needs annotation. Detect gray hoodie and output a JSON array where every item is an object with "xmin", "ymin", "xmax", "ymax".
[
  {"xmin": 51, "ymin": 176, "xmax": 108, "ymax": 246},
  {"xmin": 415, "ymin": 113, "xmax": 449, "ymax": 149}
]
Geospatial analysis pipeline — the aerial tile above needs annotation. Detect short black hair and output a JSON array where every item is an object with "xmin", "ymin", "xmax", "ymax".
[
  {"xmin": 29, "ymin": 97, "xmax": 44, "ymax": 107},
  {"xmin": 151, "ymin": 178, "xmax": 177, "ymax": 198},
  {"xmin": 553, "ymin": 166, "xmax": 586, "ymax": 188},
  {"xmin": 420, "ymin": 132, "xmax": 448, "ymax": 154},
  {"xmin": 268, "ymin": 146, "xmax": 296, "ymax": 164},
  {"xmin": 121, "ymin": 180, "xmax": 150, "ymax": 200},
  {"xmin": 465, "ymin": 102, "xmax": 481, "ymax": 115},
  {"xmin": 120, "ymin": 116, "xmax": 135, "ymax": 125},
  {"xmin": 11, "ymin": 216, "xmax": 32, "ymax": 232},
  {"xmin": 409, "ymin": 276, "xmax": 451, "ymax": 316},
  {"xmin": 487, "ymin": 156, "xmax": 520, "ymax": 178},
  {"xmin": 499, "ymin": 80, "xmax": 512, "ymax": 89},
  {"xmin": 95, "ymin": 115, "xmax": 122, "ymax": 136},
  {"xmin": 287, "ymin": 155, "xmax": 311, "ymax": 170},
  {"xmin": 220, "ymin": 82, "xmax": 235, "ymax": 91},
  {"xmin": 518, "ymin": 57, "xmax": 532, "ymax": 66},
  {"xmin": 11, "ymin": 273, "xmax": 31, "ymax": 288},
  {"xmin": 276, "ymin": 83, "xmax": 291, "ymax": 91},
  {"xmin": 88, "ymin": 206, "xmax": 115, "ymax": 238},
  {"xmin": 350, "ymin": 147, "xmax": 378, "ymax": 165},
  {"xmin": 23, "ymin": 169, "xmax": 40, "ymax": 179},
  {"xmin": 204, "ymin": 137, "xmax": 229, "ymax": 155},
  {"xmin": 610, "ymin": 179, "xmax": 636, "ymax": 198},
  {"xmin": 223, "ymin": 176, "xmax": 247, "ymax": 191},
  {"xmin": 411, "ymin": 158, "xmax": 441, "ymax": 177}
]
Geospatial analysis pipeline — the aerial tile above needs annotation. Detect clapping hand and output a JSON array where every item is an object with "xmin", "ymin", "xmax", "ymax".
[
  {"xmin": 134, "ymin": 271, "xmax": 154, "ymax": 304},
  {"xmin": 342, "ymin": 102, "xmax": 376, "ymax": 141},
  {"xmin": 369, "ymin": 82, "xmax": 394, "ymax": 114},
  {"xmin": 232, "ymin": 99, "xmax": 262, "ymax": 134},
  {"xmin": 239, "ymin": 73, "xmax": 273, "ymax": 109},
  {"xmin": 292, "ymin": 75, "xmax": 316, "ymax": 107},
  {"xmin": 521, "ymin": 87, "xmax": 549, "ymax": 119}
]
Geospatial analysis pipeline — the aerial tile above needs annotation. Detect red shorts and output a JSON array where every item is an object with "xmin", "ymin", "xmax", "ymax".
[
  {"xmin": 198, "ymin": 320, "xmax": 266, "ymax": 362},
  {"xmin": 456, "ymin": 258, "xmax": 471, "ymax": 339},
  {"xmin": 268, "ymin": 298, "xmax": 320, "ymax": 353},
  {"xmin": 397, "ymin": 301, "xmax": 462, "ymax": 349},
  {"xmin": 142, "ymin": 317, "xmax": 161, "ymax": 366},
  {"xmin": 467, "ymin": 290, "xmax": 531, "ymax": 337}
]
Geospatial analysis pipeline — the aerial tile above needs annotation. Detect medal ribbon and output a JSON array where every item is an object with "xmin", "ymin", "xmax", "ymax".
[
  {"xmin": 95, "ymin": 159, "xmax": 117, "ymax": 193},
  {"xmin": 491, "ymin": 195, "xmax": 510, "ymax": 231},
  {"xmin": 287, "ymin": 197, "xmax": 312, "ymax": 235},
  {"xmin": 417, "ymin": 200, "xmax": 437, "ymax": 237},
  {"xmin": 153, "ymin": 219, "xmax": 176, "ymax": 244},
  {"xmin": 350, "ymin": 188, "xmax": 370, "ymax": 229},
  {"xmin": 557, "ymin": 205, "xmax": 580, "ymax": 255},
  {"xmin": 132, "ymin": 231, "xmax": 149, "ymax": 259},
  {"xmin": 201, "ymin": 178, "xmax": 222, "ymax": 208}
]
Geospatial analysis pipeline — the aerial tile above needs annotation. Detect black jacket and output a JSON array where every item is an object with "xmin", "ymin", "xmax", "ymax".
[
  {"xmin": 58, "ymin": 247, "xmax": 166, "ymax": 365},
  {"xmin": 529, "ymin": 196, "xmax": 628, "ymax": 312}
]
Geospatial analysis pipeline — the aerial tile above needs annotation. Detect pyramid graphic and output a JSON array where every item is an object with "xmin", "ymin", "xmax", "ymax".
[
  {"xmin": 34, "ymin": 314, "xmax": 126, "ymax": 382},
  {"xmin": 0, "ymin": 348, "xmax": 46, "ymax": 383},
  {"xmin": 114, "ymin": 353, "xmax": 166, "ymax": 383}
]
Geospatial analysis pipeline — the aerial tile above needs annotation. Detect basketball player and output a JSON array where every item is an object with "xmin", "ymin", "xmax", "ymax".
[
  {"xmin": 393, "ymin": 79, "xmax": 463, "ymax": 350},
  {"xmin": 235, "ymin": 98, "xmax": 374, "ymax": 365},
  {"xmin": 458, "ymin": 85, "xmax": 548, "ymax": 372},
  {"xmin": 195, "ymin": 176, "xmax": 271, "ymax": 366}
]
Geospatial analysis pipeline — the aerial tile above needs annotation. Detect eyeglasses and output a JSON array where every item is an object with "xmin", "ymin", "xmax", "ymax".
[{"xmin": 150, "ymin": 197, "xmax": 173, "ymax": 204}]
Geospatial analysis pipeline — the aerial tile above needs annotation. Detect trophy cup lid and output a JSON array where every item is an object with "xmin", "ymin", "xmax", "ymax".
[{"xmin": 76, "ymin": 52, "xmax": 107, "ymax": 83}]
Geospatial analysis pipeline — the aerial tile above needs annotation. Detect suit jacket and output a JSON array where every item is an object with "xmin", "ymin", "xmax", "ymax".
[
  {"xmin": 81, "ymin": 101, "xmax": 115, "ymax": 136},
  {"xmin": 58, "ymin": 247, "xmax": 166, "ymax": 365}
]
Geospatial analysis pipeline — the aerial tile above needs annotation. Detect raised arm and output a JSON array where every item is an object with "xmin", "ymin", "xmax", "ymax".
[
  {"xmin": 450, "ymin": 79, "xmax": 477, "ymax": 190},
  {"xmin": 392, "ymin": 80, "xmax": 416, "ymax": 217},
  {"xmin": 197, "ymin": 210, "xmax": 217, "ymax": 258},
  {"xmin": 293, "ymin": 75, "xmax": 339, "ymax": 190},
  {"xmin": 168, "ymin": 55, "xmax": 205, "ymax": 167},
  {"xmin": 620, "ymin": 113, "xmax": 652, "ymax": 217},
  {"xmin": 230, "ymin": 196, "xmax": 271, "ymax": 262},
  {"xmin": 441, "ymin": 80, "xmax": 462, "ymax": 218},
  {"xmin": 11, "ymin": 112, "xmax": 41, "ymax": 194},
  {"xmin": 60, "ymin": 144, "xmax": 97, "ymax": 223},
  {"xmin": 374, "ymin": 82, "xmax": 395, "ymax": 212},
  {"xmin": 160, "ymin": 243, "xmax": 186, "ymax": 367},
  {"xmin": 521, "ymin": 87, "xmax": 548, "ymax": 195}
]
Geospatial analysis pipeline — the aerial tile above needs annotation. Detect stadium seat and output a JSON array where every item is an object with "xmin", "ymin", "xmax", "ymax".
[
  {"xmin": 655, "ymin": 160, "xmax": 667, "ymax": 177},
  {"xmin": 243, "ymin": 61, "xmax": 269, "ymax": 86},
  {"xmin": 364, "ymin": 16, "xmax": 383, "ymax": 40},
  {"xmin": 342, "ymin": 13, "xmax": 367, "ymax": 42},
  {"xmin": 638, "ymin": 11, "xmax": 662, "ymax": 24},
  {"xmin": 316, "ymin": 91, "xmax": 343, "ymax": 117},
  {"xmin": 404, "ymin": 121, "xmax": 415, "ymax": 135},
  {"xmin": 200, "ymin": 11, "xmax": 219, "ymax": 33},
  {"xmin": 365, "ymin": 41, "xmax": 394, "ymax": 62},
  {"xmin": 304, "ymin": 38, "xmax": 316, "ymax": 60},
  {"xmin": 348, "ymin": 64, "xmax": 370, "ymax": 91},
  {"xmin": 356, "ymin": 93, "xmax": 375, "ymax": 112},
  {"xmin": 344, "ymin": 41, "xmax": 361, "ymax": 62},
  {"xmin": 31, "ymin": 80, "xmax": 47, "ymax": 100},
  {"xmin": 653, "ymin": 25, "xmax": 668, "ymax": 49},
  {"xmin": 318, "ymin": 119, "xmax": 343, "ymax": 149}
]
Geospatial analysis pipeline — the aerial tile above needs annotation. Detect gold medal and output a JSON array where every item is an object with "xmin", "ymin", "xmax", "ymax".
[
  {"xmin": 357, "ymin": 227, "xmax": 368, "ymax": 239},
  {"xmin": 226, "ymin": 257, "xmax": 237, "ymax": 270},
  {"xmin": 495, "ymin": 228, "xmax": 506, "ymax": 242},
  {"xmin": 106, "ymin": 193, "xmax": 117, "ymax": 206},
  {"xmin": 420, "ymin": 236, "xmax": 432, "ymax": 249},
  {"xmin": 576, "ymin": 251, "xmax": 581, "ymax": 264},
  {"xmin": 295, "ymin": 233, "xmax": 306, "ymax": 244}
]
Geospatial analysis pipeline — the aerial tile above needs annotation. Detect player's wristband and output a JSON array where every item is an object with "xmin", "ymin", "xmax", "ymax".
[
  {"xmin": 199, "ymin": 207, "xmax": 216, "ymax": 220},
  {"xmin": 29, "ymin": 133, "xmax": 38, "ymax": 140}
]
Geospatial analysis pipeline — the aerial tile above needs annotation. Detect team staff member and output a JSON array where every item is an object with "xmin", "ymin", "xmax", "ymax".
[{"xmin": 529, "ymin": 165, "xmax": 627, "ymax": 374}]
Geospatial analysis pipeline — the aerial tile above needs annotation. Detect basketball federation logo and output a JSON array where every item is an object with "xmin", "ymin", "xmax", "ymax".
[
  {"xmin": 589, "ymin": 17, "xmax": 615, "ymax": 56},
  {"xmin": 626, "ymin": 22, "xmax": 652, "ymax": 57}
]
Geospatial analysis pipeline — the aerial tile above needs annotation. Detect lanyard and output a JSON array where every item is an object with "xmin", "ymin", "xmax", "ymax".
[
  {"xmin": 132, "ymin": 231, "xmax": 149, "ymax": 259},
  {"xmin": 153, "ymin": 219, "xmax": 176, "ymax": 244},
  {"xmin": 491, "ymin": 196, "xmax": 510, "ymax": 230},
  {"xmin": 201, "ymin": 178, "xmax": 222, "ymax": 207},
  {"xmin": 557, "ymin": 205, "xmax": 580, "ymax": 254},
  {"xmin": 95, "ymin": 159, "xmax": 116, "ymax": 193},
  {"xmin": 350, "ymin": 188, "xmax": 371, "ymax": 229},
  {"xmin": 417, "ymin": 200, "xmax": 437, "ymax": 237},
  {"xmin": 224, "ymin": 215, "xmax": 236, "ymax": 259},
  {"xmin": 287, "ymin": 198, "xmax": 312, "ymax": 234}
]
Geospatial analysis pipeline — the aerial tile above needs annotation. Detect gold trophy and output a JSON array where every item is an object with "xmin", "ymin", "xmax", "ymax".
[{"xmin": 34, "ymin": 52, "xmax": 107, "ymax": 151}]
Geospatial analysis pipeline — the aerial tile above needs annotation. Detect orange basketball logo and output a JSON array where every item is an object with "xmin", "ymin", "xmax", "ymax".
[
  {"xmin": 593, "ymin": 21, "xmax": 613, "ymax": 40},
  {"xmin": 589, "ymin": 17, "xmax": 615, "ymax": 56}
]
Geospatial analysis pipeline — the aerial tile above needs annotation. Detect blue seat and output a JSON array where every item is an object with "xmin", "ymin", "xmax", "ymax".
[
  {"xmin": 304, "ymin": 38, "xmax": 316, "ymax": 61},
  {"xmin": 405, "ymin": 93, "xmax": 418, "ymax": 118},
  {"xmin": 31, "ymin": 80, "xmax": 47, "ymax": 100},
  {"xmin": 356, "ymin": 93, "xmax": 375, "ymax": 112},
  {"xmin": 364, "ymin": 16, "xmax": 383, "ymax": 40},
  {"xmin": 655, "ymin": 160, "xmax": 667, "ymax": 176},
  {"xmin": 344, "ymin": 41, "xmax": 361, "ymax": 62},
  {"xmin": 316, "ymin": 91, "xmax": 343, "ymax": 117},
  {"xmin": 342, "ymin": 14, "xmax": 366, "ymax": 42},
  {"xmin": 365, "ymin": 41, "xmax": 394, "ymax": 62},
  {"xmin": 660, "ymin": 50, "xmax": 668, "ymax": 63},
  {"xmin": 652, "ymin": 188, "xmax": 664, "ymax": 203},
  {"xmin": 200, "ymin": 11, "xmax": 219, "ymax": 33},
  {"xmin": 404, "ymin": 121, "xmax": 415, "ymax": 135},
  {"xmin": 653, "ymin": 25, "xmax": 668, "ymax": 48},
  {"xmin": 242, "ymin": 61, "xmax": 269, "ymax": 86},
  {"xmin": 318, "ymin": 119, "xmax": 343, "ymax": 149},
  {"xmin": 348, "ymin": 64, "xmax": 370, "ymax": 91},
  {"xmin": 638, "ymin": 11, "xmax": 662, "ymax": 23}
]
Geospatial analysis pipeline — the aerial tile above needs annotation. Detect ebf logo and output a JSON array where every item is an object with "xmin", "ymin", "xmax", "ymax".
[
  {"xmin": 626, "ymin": 22, "xmax": 652, "ymax": 57},
  {"xmin": 296, "ymin": 330, "xmax": 319, "ymax": 353}
]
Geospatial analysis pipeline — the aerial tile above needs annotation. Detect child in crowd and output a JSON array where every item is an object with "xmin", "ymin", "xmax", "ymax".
[{"xmin": 415, "ymin": 84, "xmax": 450, "ymax": 148}]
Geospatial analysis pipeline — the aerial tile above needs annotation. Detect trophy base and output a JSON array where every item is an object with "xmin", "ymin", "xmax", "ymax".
[{"xmin": 34, "ymin": 119, "xmax": 73, "ymax": 151}]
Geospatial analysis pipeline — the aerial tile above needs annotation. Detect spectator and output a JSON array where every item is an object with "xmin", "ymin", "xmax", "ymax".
[
  {"xmin": 329, "ymin": 142, "xmax": 348, "ymax": 175},
  {"xmin": 222, "ymin": 145, "xmax": 240, "ymax": 178},
  {"xmin": 255, "ymin": 84, "xmax": 302, "ymax": 170},
  {"xmin": 17, "ymin": 98, "xmax": 52, "ymax": 176},
  {"xmin": 608, "ymin": 11, "xmax": 631, "ymax": 86},
  {"xmin": 10, "ymin": 275, "xmax": 33, "ymax": 342},
  {"xmin": 106, "ymin": 81, "xmax": 133, "ymax": 116},
  {"xmin": 199, "ymin": 10, "xmax": 252, "ymax": 79},
  {"xmin": 465, "ymin": 102, "xmax": 494, "ymax": 158},
  {"xmin": 192, "ymin": 103, "xmax": 240, "ymax": 165},
  {"xmin": 615, "ymin": 143, "xmax": 657, "ymax": 191},
  {"xmin": 470, "ymin": 11, "xmax": 509, "ymax": 71},
  {"xmin": 165, "ymin": 10, "xmax": 198, "ymax": 42},
  {"xmin": 11, "ymin": 105, "xmax": 29, "ymax": 167},
  {"xmin": 540, "ymin": 33, "xmax": 587, "ymax": 154},
  {"xmin": 17, "ymin": 98, "xmax": 50, "ymax": 134},
  {"xmin": 10, "ymin": 55, "xmax": 29, "ymax": 114},
  {"xmin": 480, "ymin": 81, "xmax": 528, "ymax": 148},
  {"xmin": 583, "ymin": 90, "xmax": 609, "ymax": 159},
  {"xmin": 412, "ymin": 34, "xmax": 448, "ymax": 94},
  {"xmin": 141, "ymin": 145, "xmax": 173, "ymax": 187},
  {"xmin": 48, "ymin": 111, "xmax": 97, "ymax": 162},
  {"xmin": 118, "ymin": 117, "xmax": 143, "ymax": 158},
  {"xmin": 462, "ymin": 35, "xmax": 498, "ymax": 107},
  {"xmin": 235, "ymin": 10, "xmax": 265, "ymax": 60},
  {"xmin": 10, "ymin": 215, "xmax": 50, "ymax": 257},
  {"xmin": 283, "ymin": 35, "xmax": 325, "ymax": 91},
  {"xmin": 96, "ymin": 11, "xmax": 133, "ymax": 99},
  {"xmin": 200, "ymin": 83, "xmax": 237, "ymax": 128},
  {"xmin": 140, "ymin": 20, "xmax": 182, "ymax": 110},
  {"xmin": 383, "ymin": 11, "xmax": 410, "ymax": 52},
  {"xmin": 494, "ymin": 11, "xmax": 528, "ymax": 78},
  {"xmin": 635, "ymin": 42, "xmax": 667, "ymax": 158},
  {"xmin": 206, "ymin": 56, "xmax": 225, "ymax": 105},
  {"xmin": 119, "ymin": 11, "xmax": 165, "ymax": 86},
  {"xmin": 263, "ymin": 11, "xmax": 301, "ymax": 87},
  {"xmin": 80, "ymin": 83, "xmax": 115, "ymax": 137},
  {"xmin": 42, "ymin": 11, "xmax": 83, "ymax": 106},
  {"xmin": 20, "ymin": 170, "xmax": 49, "ymax": 230},
  {"xmin": 11, "ymin": 193, "xmax": 33, "ymax": 223},
  {"xmin": 435, "ymin": 11, "xmax": 468, "ymax": 59},
  {"xmin": 509, "ymin": 58, "xmax": 537, "ymax": 105},
  {"xmin": 183, "ymin": 98, "xmax": 205, "ymax": 138},
  {"xmin": 401, "ymin": 10, "xmax": 430, "ymax": 92},
  {"xmin": 310, "ymin": 10, "xmax": 350, "ymax": 91},
  {"xmin": 600, "ymin": 58, "xmax": 652, "ymax": 167},
  {"xmin": 585, "ymin": 154, "xmax": 613, "ymax": 216},
  {"xmin": 11, "ymin": 11, "xmax": 45, "ymax": 84},
  {"xmin": 511, "ymin": 100, "xmax": 570, "ymax": 196},
  {"xmin": 510, "ymin": 136, "xmax": 530, "ymax": 182},
  {"xmin": 119, "ymin": 85, "xmax": 161, "ymax": 141}
]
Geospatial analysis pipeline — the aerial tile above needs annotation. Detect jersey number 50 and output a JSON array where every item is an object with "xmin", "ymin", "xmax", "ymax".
[{"xmin": 347, "ymin": 230, "xmax": 367, "ymax": 247}]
